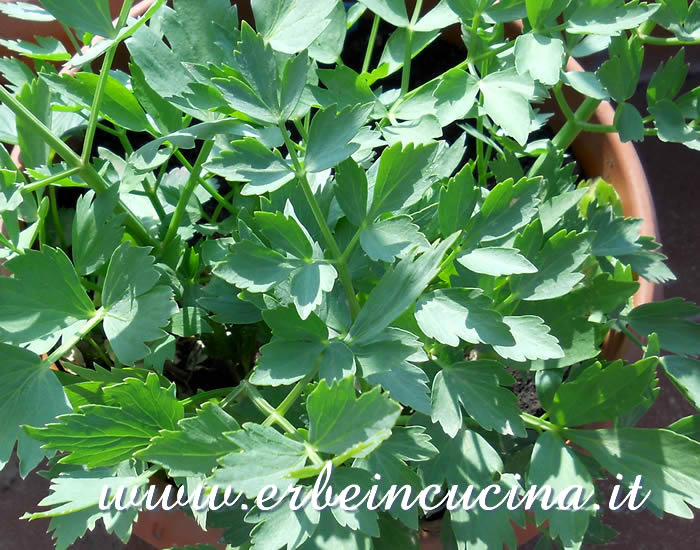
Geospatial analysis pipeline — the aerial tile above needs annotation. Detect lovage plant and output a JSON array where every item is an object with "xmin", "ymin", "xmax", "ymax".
[{"xmin": 0, "ymin": 0, "xmax": 699, "ymax": 549}]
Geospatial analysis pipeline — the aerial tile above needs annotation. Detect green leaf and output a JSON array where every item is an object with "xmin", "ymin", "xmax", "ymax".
[
  {"xmin": 0, "ymin": 36, "xmax": 70, "ymax": 61},
  {"xmin": 525, "ymin": 0, "xmax": 555, "ymax": 29},
  {"xmin": 252, "ymin": 340, "xmax": 325, "ymax": 386},
  {"xmin": 353, "ymin": 328, "xmax": 431, "ymax": 414},
  {"xmin": 528, "ymin": 432, "xmax": 595, "ymax": 549},
  {"xmin": 647, "ymin": 48, "xmax": 688, "ymax": 104},
  {"xmin": 520, "ymin": 273, "xmax": 638, "ymax": 369},
  {"xmin": 548, "ymin": 359, "xmax": 658, "ymax": 427},
  {"xmin": 334, "ymin": 158, "xmax": 368, "ymax": 226},
  {"xmin": 251, "ymin": 0, "xmax": 339, "ymax": 54},
  {"xmin": 320, "ymin": 340, "xmax": 356, "ymax": 382},
  {"xmin": 568, "ymin": 1, "xmax": 660, "ymax": 35},
  {"xmin": 328, "ymin": 468, "xmax": 380, "ymax": 535},
  {"xmin": 291, "ymin": 262, "xmax": 338, "ymax": 320},
  {"xmin": 42, "ymin": 72, "xmax": 150, "ymax": 133},
  {"xmin": 307, "ymin": 377, "xmax": 401, "ymax": 457},
  {"xmin": 420, "ymin": 424, "xmax": 523, "ymax": 550},
  {"xmin": 360, "ymin": 215, "xmax": 429, "ymax": 262},
  {"xmin": 380, "ymin": 115, "xmax": 442, "ymax": 146},
  {"xmin": 214, "ymin": 240, "xmax": 302, "ymax": 293},
  {"xmin": 0, "ymin": 247, "xmax": 95, "ymax": 346},
  {"xmin": 199, "ymin": 278, "xmax": 263, "ymax": 325},
  {"xmin": 661, "ymin": 356, "xmax": 700, "ymax": 410},
  {"xmin": 355, "ymin": 447, "xmax": 423, "ymax": 528},
  {"xmin": 624, "ymin": 298, "xmax": 700, "ymax": 355},
  {"xmin": 137, "ymin": 402, "xmax": 240, "ymax": 477},
  {"xmin": 588, "ymin": 207, "xmax": 642, "ymax": 256},
  {"xmin": 512, "ymin": 230, "xmax": 591, "ymax": 301},
  {"xmin": 668, "ymin": 415, "xmax": 700, "ymax": 442},
  {"xmin": 23, "ymin": 464, "xmax": 147, "ymax": 550},
  {"xmin": 348, "ymin": 234, "xmax": 458, "ymax": 345},
  {"xmin": 37, "ymin": 0, "xmax": 117, "ymax": 38},
  {"xmin": 358, "ymin": 0, "xmax": 410, "ymax": 27},
  {"xmin": 126, "ymin": 24, "xmax": 197, "ymax": 111},
  {"xmin": 25, "ymin": 373, "xmax": 184, "ymax": 468},
  {"xmin": 309, "ymin": 1, "xmax": 347, "ymax": 63},
  {"xmin": 567, "ymin": 427, "xmax": 700, "ymax": 518},
  {"xmin": 370, "ymin": 142, "xmax": 440, "ymax": 217},
  {"xmin": 305, "ymin": 104, "xmax": 372, "ymax": 173},
  {"xmin": 432, "ymin": 361, "xmax": 526, "ymax": 438},
  {"xmin": 0, "ymin": 345, "xmax": 71, "ymax": 476},
  {"xmin": 479, "ymin": 69, "xmax": 537, "ymax": 146},
  {"xmin": 255, "ymin": 211, "xmax": 314, "ymax": 260},
  {"xmin": 615, "ymin": 102, "xmax": 645, "ymax": 142},
  {"xmin": 438, "ymin": 165, "xmax": 478, "ymax": 237},
  {"xmin": 493, "ymin": 315, "xmax": 563, "ymax": 362},
  {"xmin": 211, "ymin": 423, "xmax": 307, "ymax": 498},
  {"xmin": 72, "ymin": 189, "xmax": 124, "ymax": 276},
  {"xmin": 514, "ymin": 33, "xmax": 564, "ymax": 85},
  {"xmin": 0, "ymin": 2, "xmax": 55, "ymax": 21},
  {"xmin": 263, "ymin": 306, "xmax": 329, "ymax": 342},
  {"xmin": 168, "ymin": 307, "xmax": 212, "ymax": 337},
  {"xmin": 562, "ymin": 71, "xmax": 609, "ymax": 100},
  {"xmin": 465, "ymin": 176, "xmax": 542, "ymax": 244},
  {"xmin": 246, "ymin": 493, "xmax": 320, "ymax": 550},
  {"xmin": 251, "ymin": 308, "xmax": 327, "ymax": 386},
  {"xmin": 649, "ymin": 99, "xmax": 697, "ymax": 143},
  {"xmin": 16, "ymin": 79, "xmax": 50, "ymax": 169},
  {"xmin": 457, "ymin": 247, "xmax": 537, "ymax": 276},
  {"xmin": 596, "ymin": 35, "xmax": 643, "ymax": 103},
  {"xmin": 102, "ymin": 244, "xmax": 178, "ymax": 365},
  {"xmin": 415, "ymin": 288, "xmax": 514, "ymax": 347},
  {"xmin": 206, "ymin": 139, "xmax": 295, "ymax": 196},
  {"xmin": 413, "ymin": 0, "xmax": 460, "ymax": 31}
]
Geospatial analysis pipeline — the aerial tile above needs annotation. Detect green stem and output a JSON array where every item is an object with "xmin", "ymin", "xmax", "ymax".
[
  {"xmin": 279, "ymin": 122, "xmax": 361, "ymax": 319},
  {"xmin": 21, "ymin": 167, "xmax": 82, "ymax": 194},
  {"xmin": 339, "ymin": 222, "xmax": 366, "ymax": 265},
  {"xmin": 262, "ymin": 359, "xmax": 322, "ymax": 428},
  {"xmin": 116, "ymin": 129, "xmax": 134, "ymax": 155},
  {"xmin": 521, "ymin": 412, "xmax": 559, "ymax": 434},
  {"xmin": 245, "ymin": 381, "xmax": 300, "ymax": 436},
  {"xmin": 0, "ymin": 232, "xmax": 21, "ymax": 255},
  {"xmin": 181, "ymin": 386, "xmax": 236, "ymax": 410},
  {"xmin": 362, "ymin": 14, "xmax": 380, "ymax": 73},
  {"xmin": 476, "ymin": 111, "xmax": 486, "ymax": 185},
  {"xmin": 59, "ymin": 22, "xmax": 82, "ymax": 54},
  {"xmin": 212, "ymin": 189, "xmax": 236, "ymax": 222},
  {"xmin": 400, "ymin": 0, "xmax": 424, "ymax": 97},
  {"xmin": 49, "ymin": 186, "xmax": 67, "ymax": 248},
  {"xmin": 552, "ymin": 82, "xmax": 576, "ymax": 123},
  {"xmin": 85, "ymin": 335, "xmax": 112, "ymax": 368},
  {"xmin": 0, "ymin": 86, "xmax": 157, "ymax": 247},
  {"xmin": 528, "ymin": 97, "xmax": 602, "ymax": 178},
  {"xmin": 162, "ymin": 140, "xmax": 215, "ymax": 247},
  {"xmin": 43, "ymin": 308, "xmax": 106, "ymax": 368},
  {"xmin": 637, "ymin": 33, "xmax": 700, "ymax": 46},
  {"xmin": 220, "ymin": 383, "xmax": 248, "ymax": 409},
  {"xmin": 141, "ymin": 178, "xmax": 167, "ymax": 222},
  {"xmin": 173, "ymin": 149, "xmax": 236, "ymax": 216},
  {"xmin": 81, "ymin": 0, "xmax": 134, "ymax": 164}
]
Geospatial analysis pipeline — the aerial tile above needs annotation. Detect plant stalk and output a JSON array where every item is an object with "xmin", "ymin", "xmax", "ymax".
[
  {"xmin": 162, "ymin": 140, "xmax": 215, "ymax": 247},
  {"xmin": 278, "ymin": 122, "xmax": 362, "ymax": 319},
  {"xmin": 81, "ymin": 0, "xmax": 135, "ymax": 164}
]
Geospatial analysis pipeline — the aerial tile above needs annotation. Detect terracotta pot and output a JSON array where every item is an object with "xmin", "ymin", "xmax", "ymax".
[{"xmin": 0, "ymin": 1, "xmax": 660, "ymax": 549}]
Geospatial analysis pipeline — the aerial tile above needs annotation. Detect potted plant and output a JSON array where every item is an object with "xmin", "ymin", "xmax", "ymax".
[{"xmin": 0, "ymin": 1, "xmax": 699, "ymax": 549}]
